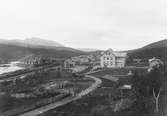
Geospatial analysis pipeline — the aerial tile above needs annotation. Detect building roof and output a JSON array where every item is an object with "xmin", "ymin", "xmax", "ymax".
[
  {"xmin": 101, "ymin": 49, "xmax": 127, "ymax": 57},
  {"xmin": 114, "ymin": 52, "xmax": 127, "ymax": 57}
]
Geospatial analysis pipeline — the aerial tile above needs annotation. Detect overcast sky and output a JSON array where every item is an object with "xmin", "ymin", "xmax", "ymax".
[{"xmin": 0, "ymin": 0, "xmax": 167, "ymax": 50}]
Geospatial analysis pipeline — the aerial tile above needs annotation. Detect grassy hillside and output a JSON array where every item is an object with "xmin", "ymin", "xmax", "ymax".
[
  {"xmin": 142, "ymin": 39, "xmax": 167, "ymax": 49},
  {"xmin": 0, "ymin": 44, "xmax": 85, "ymax": 63},
  {"xmin": 127, "ymin": 40, "xmax": 167, "ymax": 65}
]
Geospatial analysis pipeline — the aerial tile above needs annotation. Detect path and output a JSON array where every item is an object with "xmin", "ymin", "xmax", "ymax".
[{"xmin": 19, "ymin": 75, "xmax": 102, "ymax": 116}]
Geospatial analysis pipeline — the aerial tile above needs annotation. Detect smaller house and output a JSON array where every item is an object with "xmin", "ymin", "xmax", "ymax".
[
  {"xmin": 79, "ymin": 57, "xmax": 89, "ymax": 64},
  {"xmin": 148, "ymin": 57, "xmax": 163, "ymax": 71},
  {"xmin": 72, "ymin": 56, "xmax": 90, "ymax": 65},
  {"xmin": 119, "ymin": 85, "xmax": 132, "ymax": 90},
  {"xmin": 64, "ymin": 59, "xmax": 75, "ymax": 69}
]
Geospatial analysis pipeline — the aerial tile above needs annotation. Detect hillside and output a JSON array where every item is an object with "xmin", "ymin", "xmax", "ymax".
[
  {"xmin": 142, "ymin": 39, "xmax": 167, "ymax": 49},
  {"xmin": 127, "ymin": 39, "xmax": 167, "ymax": 65},
  {"xmin": 0, "ymin": 44, "xmax": 85, "ymax": 63}
]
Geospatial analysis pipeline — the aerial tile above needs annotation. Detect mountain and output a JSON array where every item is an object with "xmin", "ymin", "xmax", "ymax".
[
  {"xmin": 22, "ymin": 37, "xmax": 64, "ymax": 47},
  {"xmin": 0, "ymin": 39, "xmax": 23, "ymax": 46},
  {"xmin": 0, "ymin": 38, "xmax": 86, "ymax": 63},
  {"xmin": 0, "ymin": 38, "xmax": 85, "ymax": 54},
  {"xmin": 0, "ymin": 44, "xmax": 86, "ymax": 63},
  {"xmin": 0, "ymin": 38, "xmax": 64, "ymax": 48},
  {"xmin": 127, "ymin": 39, "xmax": 167, "ymax": 65}
]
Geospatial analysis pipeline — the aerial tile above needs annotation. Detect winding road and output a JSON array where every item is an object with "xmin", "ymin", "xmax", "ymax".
[{"xmin": 19, "ymin": 75, "xmax": 102, "ymax": 116}]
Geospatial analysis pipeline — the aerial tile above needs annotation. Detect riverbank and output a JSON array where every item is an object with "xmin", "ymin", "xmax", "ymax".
[{"xmin": 0, "ymin": 61, "xmax": 23, "ymax": 75}]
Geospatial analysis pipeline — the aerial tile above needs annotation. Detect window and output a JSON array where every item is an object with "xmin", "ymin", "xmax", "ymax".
[
  {"xmin": 110, "ymin": 57, "xmax": 113, "ymax": 60},
  {"xmin": 110, "ymin": 62, "xmax": 113, "ymax": 65}
]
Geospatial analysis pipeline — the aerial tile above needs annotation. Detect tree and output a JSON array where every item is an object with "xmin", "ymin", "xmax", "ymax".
[{"xmin": 148, "ymin": 67, "xmax": 162, "ymax": 113}]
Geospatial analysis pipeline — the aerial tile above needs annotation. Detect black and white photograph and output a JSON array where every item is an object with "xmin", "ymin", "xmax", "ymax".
[{"xmin": 0, "ymin": 0, "xmax": 167, "ymax": 116}]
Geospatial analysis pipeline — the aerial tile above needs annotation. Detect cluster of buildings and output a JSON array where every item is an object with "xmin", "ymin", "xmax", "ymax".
[
  {"xmin": 19, "ymin": 48, "xmax": 163, "ymax": 70},
  {"xmin": 64, "ymin": 49, "xmax": 128, "ymax": 69},
  {"xmin": 64, "ymin": 55, "xmax": 92, "ymax": 69},
  {"xmin": 20, "ymin": 55, "xmax": 64, "ymax": 66}
]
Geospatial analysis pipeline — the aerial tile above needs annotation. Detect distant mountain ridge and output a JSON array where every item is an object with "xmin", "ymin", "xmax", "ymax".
[
  {"xmin": 0, "ymin": 38, "xmax": 85, "ymax": 53},
  {"xmin": 0, "ymin": 37, "xmax": 64, "ymax": 48},
  {"xmin": 0, "ymin": 38, "xmax": 86, "ymax": 63},
  {"xmin": 23, "ymin": 37, "xmax": 64, "ymax": 47}
]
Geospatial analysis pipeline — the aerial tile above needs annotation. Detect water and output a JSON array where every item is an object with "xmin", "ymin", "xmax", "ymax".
[{"xmin": 0, "ymin": 61, "xmax": 23, "ymax": 75}]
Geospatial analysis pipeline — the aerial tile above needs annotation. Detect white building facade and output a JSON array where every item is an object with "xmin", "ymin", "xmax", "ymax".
[{"xmin": 100, "ymin": 49, "xmax": 127, "ymax": 68}]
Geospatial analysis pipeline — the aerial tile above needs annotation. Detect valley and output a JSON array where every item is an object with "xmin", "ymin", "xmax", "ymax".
[{"xmin": 0, "ymin": 38, "xmax": 167, "ymax": 116}]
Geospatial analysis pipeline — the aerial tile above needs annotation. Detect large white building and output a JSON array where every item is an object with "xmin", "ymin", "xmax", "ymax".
[{"xmin": 100, "ymin": 49, "xmax": 127, "ymax": 68}]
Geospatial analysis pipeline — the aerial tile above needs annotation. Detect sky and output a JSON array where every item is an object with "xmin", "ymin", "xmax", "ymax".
[{"xmin": 0, "ymin": 0, "xmax": 167, "ymax": 50}]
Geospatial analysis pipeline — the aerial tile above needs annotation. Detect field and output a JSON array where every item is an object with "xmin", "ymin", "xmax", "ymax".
[
  {"xmin": 39, "ymin": 78, "xmax": 134, "ymax": 116},
  {"xmin": 39, "ymin": 68, "xmax": 149, "ymax": 116}
]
